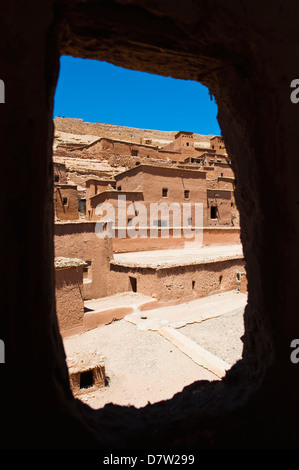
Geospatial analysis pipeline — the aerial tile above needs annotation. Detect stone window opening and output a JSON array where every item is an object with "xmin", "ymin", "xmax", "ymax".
[
  {"xmin": 79, "ymin": 370, "xmax": 94, "ymax": 389},
  {"xmin": 210, "ymin": 206, "xmax": 218, "ymax": 219},
  {"xmin": 162, "ymin": 188, "xmax": 168, "ymax": 197},
  {"xmin": 83, "ymin": 260, "xmax": 92, "ymax": 283},
  {"xmin": 129, "ymin": 276, "xmax": 137, "ymax": 293}
]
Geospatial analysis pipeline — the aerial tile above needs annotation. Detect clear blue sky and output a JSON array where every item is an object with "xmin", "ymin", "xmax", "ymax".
[{"xmin": 53, "ymin": 55, "xmax": 221, "ymax": 135}]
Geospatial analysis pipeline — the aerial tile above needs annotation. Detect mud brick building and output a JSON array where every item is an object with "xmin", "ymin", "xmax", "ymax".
[
  {"xmin": 54, "ymin": 183, "xmax": 79, "ymax": 221},
  {"xmin": 54, "ymin": 257, "xmax": 86, "ymax": 336}
]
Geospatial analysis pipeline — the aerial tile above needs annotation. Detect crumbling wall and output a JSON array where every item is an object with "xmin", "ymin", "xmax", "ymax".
[{"xmin": 54, "ymin": 116, "xmax": 213, "ymax": 147}]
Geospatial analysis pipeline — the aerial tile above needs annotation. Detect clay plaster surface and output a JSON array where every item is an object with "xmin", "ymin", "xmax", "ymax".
[
  {"xmin": 112, "ymin": 244, "xmax": 243, "ymax": 269},
  {"xmin": 125, "ymin": 290, "xmax": 247, "ymax": 331}
]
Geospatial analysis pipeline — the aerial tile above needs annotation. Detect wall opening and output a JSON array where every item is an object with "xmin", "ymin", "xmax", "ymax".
[
  {"xmin": 129, "ymin": 276, "xmax": 137, "ymax": 292},
  {"xmin": 53, "ymin": 56, "xmax": 245, "ymax": 413},
  {"xmin": 80, "ymin": 370, "xmax": 94, "ymax": 389},
  {"xmin": 210, "ymin": 206, "xmax": 217, "ymax": 219}
]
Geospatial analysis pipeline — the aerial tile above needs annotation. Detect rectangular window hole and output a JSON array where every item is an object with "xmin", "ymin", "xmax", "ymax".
[
  {"xmin": 129, "ymin": 276, "xmax": 137, "ymax": 293},
  {"xmin": 80, "ymin": 370, "xmax": 94, "ymax": 389},
  {"xmin": 211, "ymin": 206, "xmax": 217, "ymax": 219}
]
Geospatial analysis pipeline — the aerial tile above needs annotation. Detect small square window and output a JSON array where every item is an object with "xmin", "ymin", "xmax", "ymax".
[
  {"xmin": 184, "ymin": 190, "xmax": 190, "ymax": 199},
  {"xmin": 162, "ymin": 188, "xmax": 168, "ymax": 197},
  {"xmin": 210, "ymin": 206, "xmax": 217, "ymax": 219},
  {"xmin": 62, "ymin": 197, "xmax": 68, "ymax": 205},
  {"xmin": 80, "ymin": 370, "xmax": 94, "ymax": 389}
]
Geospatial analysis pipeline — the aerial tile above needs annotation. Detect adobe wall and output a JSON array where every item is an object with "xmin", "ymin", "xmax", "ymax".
[
  {"xmin": 54, "ymin": 185, "xmax": 79, "ymax": 221},
  {"xmin": 55, "ymin": 263, "xmax": 85, "ymax": 334},
  {"xmin": 54, "ymin": 222, "xmax": 113, "ymax": 299},
  {"xmin": 156, "ymin": 258, "xmax": 244, "ymax": 301},
  {"xmin": 53, "ymin": 162, "xmax": 67, "ymax": 184},
  {"xmin": 82, "ymin": 138, "xmax": 161, "ymax": 160},
  {"xmin": 203, "ymin": 227, "xmax": 240, "ymax": 246},
  {"xmin": 112, "ymin": 226, "xmax": 241, "ymax": 253},
  {"xmin": 207, "ymin": 189, "xmax": 233, "ymax": 226},
  {"xmin": 110, "ymin": 227, "xmax": 240, "ymax": 252},
  {"xmin": 54, "ymin": 116, "xmax": 212, "ymax": 148},
  {"xmin": 86, "ymin": 179, "xmax": 116, "ymax": 216},
  {"xmin": 206, "ymin": 162, "xmax": 234, "ymax": 178},
  {"xmin": 112, "ymin": 229, "xmax": 196, "ymax": 252},
  {"xmin": 88, "ymin": 190, "xmax": 145, "ymax": 222},
  {"xmin": 114, "ymin": 166, "xmax": 209, "ymax": 226},
  {"xmin": 141, "ymin": 167, "xmax": 207, "ymax": 204},
  {"xmin": 3, "ymin": 0, "xmax": 299, "ymax": 452},
  {"xmin": 115, "ymin": 167, "xmax": 144, "ymax": 191},
  {"xmin": 109, "ymin": 257, "xmax": 244, "ymax": 301}
]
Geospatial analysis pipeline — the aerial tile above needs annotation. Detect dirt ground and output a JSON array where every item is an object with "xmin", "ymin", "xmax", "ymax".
[{"xmin": 63, "ymin": 291, "xmax": 246, "ymax": 410}]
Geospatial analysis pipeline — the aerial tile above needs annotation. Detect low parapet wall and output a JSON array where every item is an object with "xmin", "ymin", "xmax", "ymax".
[
  {"xmin": 203, "ymin": 227, "xmax": 241, "ymax": 246},
  {"xmin": 112, "ymin": 227, "xmax": 241, "ymax": 252},
  {"xmin": 109, "ymin": 255, "xmax": 244, "ymax": 302}
]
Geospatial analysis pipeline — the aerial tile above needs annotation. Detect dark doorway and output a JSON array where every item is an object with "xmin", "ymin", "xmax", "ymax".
[
  {"xmin": 80, "ymin": 370, "xmax": 94, "ymax": 389},
  {"xmin": 129, "ymin": 276, "xmax": 137, "ymax": 292},
  {"xmin": 210, "ymin": 206, "xmax": 217, "ymax": 219}
]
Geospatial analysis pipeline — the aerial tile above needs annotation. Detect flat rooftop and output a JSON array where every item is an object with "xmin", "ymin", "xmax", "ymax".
[{"xmin": 111, "ymin": 244, "xmax": 243, "ymax": 269}]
